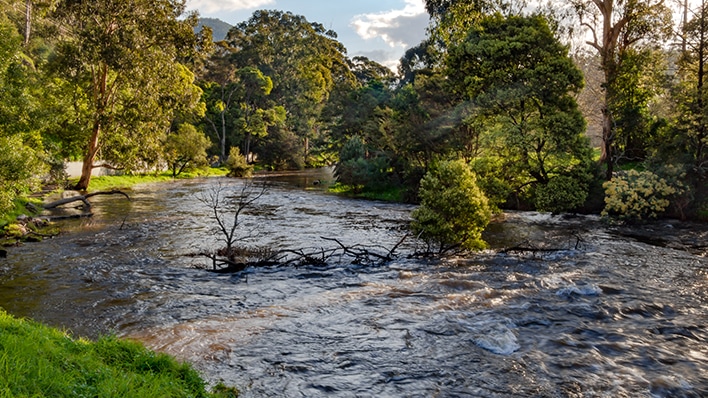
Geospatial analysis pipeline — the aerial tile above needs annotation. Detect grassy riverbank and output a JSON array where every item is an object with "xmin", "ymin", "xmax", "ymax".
[
  {"xmin": 0, "ymin": 309, "xmax": 237, "ymax": 397},
  {"xmin": 328, "ymin": 182, "xmax": 406, "ymax": 202},
  {"xmin": 81, "ymin": 168, "xmax": 229, "ymax": 192}
]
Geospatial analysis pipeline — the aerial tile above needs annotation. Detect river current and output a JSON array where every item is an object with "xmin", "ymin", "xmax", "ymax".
[{"xmin": 1, "ymin": 170, "xmax": 707, "ymax": 397}]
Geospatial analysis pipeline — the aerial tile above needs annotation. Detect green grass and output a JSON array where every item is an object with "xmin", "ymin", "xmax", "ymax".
[
  {"xmin": 328, "ymin": 182, "xmax": 405, "ymax": 202},
  {"xmin": 0, "ymin": 309, "xmax": 237, "ymax": 397},
  {"xmin": 77, "ymin": 168, "xmax": 229, "ymax": 192}
]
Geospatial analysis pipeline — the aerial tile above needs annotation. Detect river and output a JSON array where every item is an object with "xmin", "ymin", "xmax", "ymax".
[{"xmin": 1, "ymin": 170, "xmax": 707, "ymax": 397}]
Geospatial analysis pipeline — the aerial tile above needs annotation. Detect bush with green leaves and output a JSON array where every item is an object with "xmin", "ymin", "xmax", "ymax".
[
  {"xmin": 335, "ymin": 136, "xmax": 367, "ymax": 187},
  {"xmin": 164, "ymin": 124, "xmax": 211, "ymax": 177},
  {"xmin": 411, "ymin": 159, "xmax": 492, "ymax": 253},
  {"xmin": 225, "ymin": 146, "xmax": 253, "ymax": 178},
  {"xmin": 535, "ymin": 175, "xmax": 589, "ymax": 214},
  {"xmin": 0, "ymin": 136, "xmax": 45, "ymax": 215},
  {"xmin": 334, "ymin": 136, "xmax": 394, "ymax": 192},
  {"xmin": 602, "ymin": 169, "xmax": 684, "ymax": 221}
]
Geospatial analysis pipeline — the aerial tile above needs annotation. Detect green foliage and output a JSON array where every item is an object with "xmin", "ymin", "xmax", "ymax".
[
  {"xmin": 411, "ymin": 159, "xmax": 491, "ymax": 253},
  {"xmin": 223, "ymin": 10, "xmax": 355, "ymax": 166},
  {"xmin": 334, "ymin": 136, "xmax": 395, "ymax": 192},
  {"xmin": 50, "ymin": 0, "xmax": 206, "ymax": 189},
  {"xmin": 164, "ymin": 124, "xmax": 211, "ymax": 177},
  {"xmin": 446, "ymin": 14, "xmax": 594, "ymax": 209},
  {"xmin": 0, "ymin": 18, "xmax": 47, "ymax": 216},
  {"xmin": 602, "ymin": 169, "xmax": 685, "ymax": 221},
  {"xmin": 535, "ymin": 175, "xmax": 588, "ymax": 213},
  {"xmin": 225, "ymin": 147, "xmax": 253, "ymax": 178},
  {"xmin": 334, "ymin": 136, "xmax": 367, "ymax": 187},
  {"xmin": 0, "ymin": 136, "xmax": 45, "ymax": 215},
  {"xmin": 255, "ymin": 125, "xmax": 305, "ymax": 170},
  {"xmin": 0, "ymin": 309, "xmax": 233, "ymax": 397}
]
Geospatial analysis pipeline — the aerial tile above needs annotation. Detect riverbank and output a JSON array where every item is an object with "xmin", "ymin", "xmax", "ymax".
[
  {"xmin": 0, "ymin": 168, "xmax": 230, "ymax": 246},
  {"xmin": 0, "ymin": 169, "xmax": 241, "ymax": 396},
  {"xmin": 0, "ymin": 309, "xmax": 237, "ymax": 397}
]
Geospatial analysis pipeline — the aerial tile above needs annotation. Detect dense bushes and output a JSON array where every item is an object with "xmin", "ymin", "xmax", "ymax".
[
  {"xmin": 334, "ymin": 136, "xmax": 397, "ymax": 193},
  {"xmin": 602, "ymin": 168, "xmax": 685, "ymax": 221},
  {"xmin": 411, "ymin": 159, "xmax": 492, "ymax": 253},
  {"xmin": 534, "ymin": 175, "xmax": 589, "ymax": 214},
  {"xmin": 225, "ymin": 147, "xmax": 253, "ymax": 178}
]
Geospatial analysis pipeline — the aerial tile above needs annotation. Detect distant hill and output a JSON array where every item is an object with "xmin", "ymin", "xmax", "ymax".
[{"xmin": 196, "ymin": 18, "xmax": 232, "ymax": 42}]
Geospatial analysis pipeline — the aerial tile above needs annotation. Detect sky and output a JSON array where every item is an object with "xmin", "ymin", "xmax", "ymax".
[{"xmin": 185, "ymin": 0, "xmax": 430, "ymax": 71}]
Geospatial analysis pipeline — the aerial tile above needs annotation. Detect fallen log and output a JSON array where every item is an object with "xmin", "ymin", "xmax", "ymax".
[{"xmin": 43, "ymin": 190, "xmax": 131, "ymax": 209}]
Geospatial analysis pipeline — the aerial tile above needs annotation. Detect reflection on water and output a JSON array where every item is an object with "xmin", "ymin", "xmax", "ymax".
[{"xmin": 1, "ymin": 171, "xmax": 707, "ymax": 397}]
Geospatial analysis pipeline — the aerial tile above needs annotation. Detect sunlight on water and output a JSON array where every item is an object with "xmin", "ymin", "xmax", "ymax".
[{"xmin": 1, "ymin": 173, "xmax": 707, "ymax": 397}]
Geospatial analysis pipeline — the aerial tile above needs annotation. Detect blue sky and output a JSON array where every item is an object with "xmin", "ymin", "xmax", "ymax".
[{"xmin": 186, "ymin": 0, "xmax": 430, "ymax": 70}]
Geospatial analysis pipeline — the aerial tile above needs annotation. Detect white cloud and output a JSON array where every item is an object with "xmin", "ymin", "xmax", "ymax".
[
  {"xmin": 351, "ymin": 0, "xmax": 428, "ymax": 49},
  {"xmin": 186, "ymin": 0, "xmax": 274, "ymax": 14},
  {"xmin": 353, "ymin": 49, "xmax": 401, "ymax": 72}
]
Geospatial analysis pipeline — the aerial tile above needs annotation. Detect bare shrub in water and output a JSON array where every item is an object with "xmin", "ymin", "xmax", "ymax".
[{"xmin": 197, "ymin": 180, "xmax": 269, "ymax": 270}]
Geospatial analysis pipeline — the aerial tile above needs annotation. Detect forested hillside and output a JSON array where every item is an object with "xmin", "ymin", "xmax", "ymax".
[
  {"xmin": 197, "ymin": 17, "xmax": 231, "ymax": 41},
  {"xmin": 0, "ymin": 0, "xmax": 706, "ymax": 222}
]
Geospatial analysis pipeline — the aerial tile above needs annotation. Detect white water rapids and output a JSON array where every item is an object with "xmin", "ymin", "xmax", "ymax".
[{"xmin": 1, "ymin": 171, "xmax": 706, "ymax": 397}]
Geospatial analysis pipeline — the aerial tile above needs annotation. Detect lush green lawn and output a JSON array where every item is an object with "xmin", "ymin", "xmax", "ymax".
[
  {"xmin": 0, "ymin": 309, "xmax": 237, "ymax": 397},
  {"xmin": 83, "ymin": 168, "xmax": 229, "ymax": 192},
  {"xmin": 328, "ymin": 182, "xmax": 405, "ymax": 202}
]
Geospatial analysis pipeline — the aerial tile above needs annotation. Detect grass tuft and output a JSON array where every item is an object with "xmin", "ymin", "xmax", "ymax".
[{"xmin": 0, "ymin": 309, "xmax": 237, "ymax": 397}]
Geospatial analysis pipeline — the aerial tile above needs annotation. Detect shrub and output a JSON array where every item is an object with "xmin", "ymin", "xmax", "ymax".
[
  {"xmin": 602, "ymin": 169, "xmax": 684, "ymax": 221},
  {"xmin": 535, "ymin": 175, "xmax": 588, "ymax": 213},
  {"xmin": 411, "ymin": 159, "xmax": 492, "ymax": 253},
  {"xmin": 164, "ymin": 124, "xmax": 211, "ymax": 177},
  {"xmin": 225, "ymin": 147, "xmax": 253, "ymax": 178},
  {"xmin": 335, "ymin": 136, "xmax": 367, "ymax": 187}
]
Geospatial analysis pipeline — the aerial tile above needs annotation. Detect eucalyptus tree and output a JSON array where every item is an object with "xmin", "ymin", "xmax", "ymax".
[
  {"xmin": 324, "ymin": 56, "xmax": 394, "ymax": 150},
  {"xmin": 424, "ymin": 0, "xmax": 528, "ymax": 51},
  {"xmin": 200, "ymin": 45, "xmax": 240, "ymax": 162},
  {"xmin": 571, "ymin": 0, "xmax": 672, "ymax": 179},
  {"xmin": 447, "ymin": 14, "xmax": 593, "ymax": 211},
  {"xmin": 223, "ymin": 10, "xmax": 355, "ymax": 166},
  {"xmin": 236, "ymin": 67, "xmax": 285, "ymax": 163},
  {"xmin": 49, "ymin": 0, "xmax": 205, "ymax": 190}
]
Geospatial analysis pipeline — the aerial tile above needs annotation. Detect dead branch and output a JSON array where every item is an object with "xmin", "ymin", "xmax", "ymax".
[
  {"xmin": 43, "ymin": 213, "xmax": 93, "ymax": 221},
  {"xmin": 501, "ymin": 231, "xmax": 586, "ymax": 256},
  {"xmin": 42, "ymin": 195, "xmax": 91, "ymax": 210},
  {"xmin": 43, "ymin": 190, "xmax": 131, "ymax": 209},
  {"xmin": 191, "ymin": 235, "xmax": 408, "ymax": 274}
]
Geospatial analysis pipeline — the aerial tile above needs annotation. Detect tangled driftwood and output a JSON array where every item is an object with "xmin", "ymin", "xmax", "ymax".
[{"xmin": 192, "ymin": 235, "xmax": 409, "ymax": 273}]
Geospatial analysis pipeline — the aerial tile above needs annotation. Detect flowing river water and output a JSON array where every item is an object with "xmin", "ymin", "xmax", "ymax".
[{"xmin": 1, "ymin": 169, "xmax": 707, "ymax": 397}]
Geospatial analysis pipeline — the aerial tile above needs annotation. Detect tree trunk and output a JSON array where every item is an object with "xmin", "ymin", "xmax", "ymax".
[
  {"xmin": 244, "ymin": 133, "xmax": 252, "ymax": 163},
  {"xmin": 24, "ymin": 0, "xmax": 31, "ymax": 46},
  {"xmin": 220, "ymin": 110, "xmax": 227, "ymax": 162},
  {"xmin": 74, "ymin": 124, "xmax": 100, "ymax": 190},
  {"xmin": 76, "ymin": 64, "xmax": 108, "ymax": 190},
  {"xmin": 697, "ymin": 2, "xmax": 706, "ymax": 168},
  {"xmin": 600, "ymin": 102, "xmax": 614, "ymax": 180}
]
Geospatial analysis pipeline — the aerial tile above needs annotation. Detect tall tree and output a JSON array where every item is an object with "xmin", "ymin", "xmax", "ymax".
[
  {"xmin": 50, "ymin": 0, "xmax": 204, "ymax": 190},
  {"xmin": 200, "ymin": 44, "xmax": 240, "ymax": 162},
  {"xmin": 447, "ymin": 14, "xmax": 593, "ymax": 210},
  {"xmin": 223, "ymin": 10, "xmax": 354, "ymax": 166},
  {"xmin": 235, "ymin": 66, "xmax": 284, "ymax": 162},
  {"xmin": 424, "ymin": 0, "xmax": 527, "ymax": 51},
  {"xmin": 572, "ymin": 0, "xmax": 672, "ymax": 179}
]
